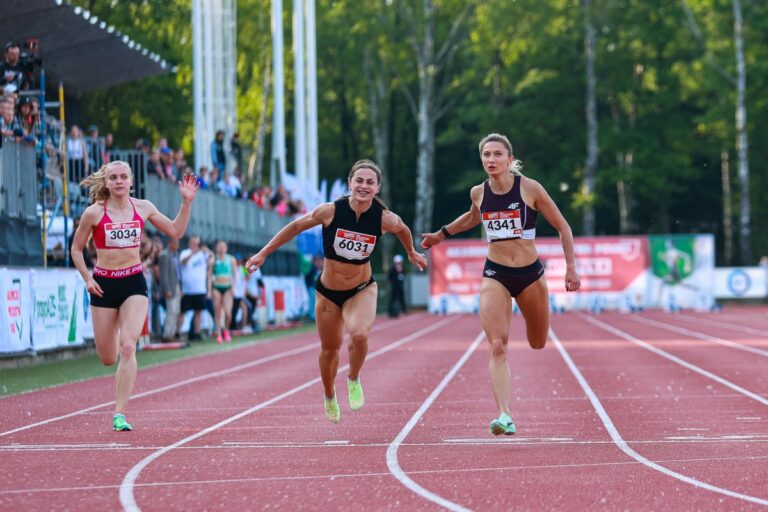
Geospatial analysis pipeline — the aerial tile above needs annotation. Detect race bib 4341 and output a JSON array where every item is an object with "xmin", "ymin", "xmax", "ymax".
[{"xmin": 482, "ymin": 211, "xmax": 522, "ymax": 241}]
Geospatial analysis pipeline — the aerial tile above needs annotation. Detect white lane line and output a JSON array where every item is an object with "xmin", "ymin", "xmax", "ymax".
[
  {"xmin": 386, "ymin": 330, "xmax": 485, "ymax": 512},
  {"xmin": 580, "ymin": 314, "xmax": 768, "ymax": 407},
  {"xmin": 737, "ymin": 417, "xmax": 762, "ymax": 420},
  {"xmin": 550, "ymin": 327, "xmax": 768, "ymax": 506},
  {"xmin": 119, "ymin": 316, "xmax": 459, "ymax": 512},
  {"xmin": 8, "ymin": 455, "xmax": 768, "ymax": 496},
  {"xmin": 0, "ymin": 315, "xmax": 422, "ymax": 438},
  {"xmin": 626, "ymin": 315, "xmax": 768, "ymax": 357},
  {"xmin": 673, "ymin": 313, "xmax": 768, "ymax": 337}
]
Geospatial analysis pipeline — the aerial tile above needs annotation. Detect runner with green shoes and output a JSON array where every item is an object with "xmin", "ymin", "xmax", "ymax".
[
  {"xmin": 347, "ymin": 378, "xmax": 364, "ymax": 410},
  {"xmin": 324, "ymin": 393, "xmax": 341, "ymax": 423},
  {"xmin": 113, "ymin": 413, "xmax": 133, "ymax": 432},
  {"xmin": 489, "ymin": 412, "xmax": 516, "ymax": 436}
]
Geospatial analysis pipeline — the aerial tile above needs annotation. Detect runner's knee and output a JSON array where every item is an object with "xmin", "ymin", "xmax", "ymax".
[{"xmin": 488, "ymin": 337, "xmax": 507, "ymax": 359}]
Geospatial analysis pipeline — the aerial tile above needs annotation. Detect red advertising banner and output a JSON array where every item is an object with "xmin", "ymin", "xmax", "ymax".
[{"xmin": 430, "ymin": 236, "xmax": 649, "ymax": 296}]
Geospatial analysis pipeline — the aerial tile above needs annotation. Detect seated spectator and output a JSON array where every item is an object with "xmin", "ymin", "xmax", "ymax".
[
  {"xmin": 0, "ymin": 42, "xmax": 22, "ymax": 91},
  {"xmin": 15, "ymin": 96, "xmax": 36, "ymax": 146},
  {"xmin": 221, "ymin": 171, "xmax": 242, "ymax": 198}
]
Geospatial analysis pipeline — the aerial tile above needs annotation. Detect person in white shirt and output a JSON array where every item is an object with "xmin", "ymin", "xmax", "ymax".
[{"xmin": 178, "ymin": 235, "xmax": 211, "ymax": 340}]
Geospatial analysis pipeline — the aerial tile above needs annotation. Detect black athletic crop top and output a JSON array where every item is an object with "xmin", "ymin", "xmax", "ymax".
[
  {"xmin": 322, "ymin": 197, "xmax": 383, "ymax": 265},
  {"xmin": 479, "ymin": 176, "xmax": 538, "ymax": 242}
]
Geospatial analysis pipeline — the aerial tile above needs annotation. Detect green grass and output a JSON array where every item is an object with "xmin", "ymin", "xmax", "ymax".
[{"xmin": 0, "ymin": 325, "xmax": 315, "ymax": 397}]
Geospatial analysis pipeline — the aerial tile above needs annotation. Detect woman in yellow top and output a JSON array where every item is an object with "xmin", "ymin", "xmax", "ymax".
[{"xmin": 209, "ymin": 240, "xmax": 238, "ymax": 343}]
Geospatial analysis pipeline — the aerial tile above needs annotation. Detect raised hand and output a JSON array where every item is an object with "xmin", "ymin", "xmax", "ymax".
[{"xmin": 179, "ymin": 173, "xmax": 201, "ymax": 203}]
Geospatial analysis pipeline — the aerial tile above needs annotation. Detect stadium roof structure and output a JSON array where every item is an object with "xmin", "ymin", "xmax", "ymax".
[{"xmin": 0, "ymin": 0, "xmax": 175, "ymax": 94}]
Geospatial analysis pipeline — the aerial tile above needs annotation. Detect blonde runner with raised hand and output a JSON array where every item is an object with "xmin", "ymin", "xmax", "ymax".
[{"xmin": 71, "ymin": 161, "xmax": 199, "ymax": 431}]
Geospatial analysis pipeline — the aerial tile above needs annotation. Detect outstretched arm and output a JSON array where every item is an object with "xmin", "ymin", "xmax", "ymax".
[
  {"xmin": 529, "ymin": 180, "xmax": 581, "ymax": 292},
  {"xmin": 70, "ymin": 206, "xmax": 103, "ymax": 297},
  {"xmin": 420, "ymin": 185, "xmax": 482, "ymax": 249},
  {"xmin": 383, "ymin": 210, "xmax": 427, "ymax": 271},
  {"xmin": 246, "ymin": 203, "xmax": 333, "ymax": 273},
  {"xmin": 147, "ymin": 173, "xmax": 200, "ymax": 238}
]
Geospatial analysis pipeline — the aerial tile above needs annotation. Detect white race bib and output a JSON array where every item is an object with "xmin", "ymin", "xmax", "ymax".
[
  {"xmin": 104, "ymin": 221, "xmax": 141, "ymax": 248},
  {"xmin": 333, "ymin": 229, "xmax": 376, "ymax": 260},
  {"xmin": 482, "ymin": 211, "xmax": 522, "ymax": 242}
]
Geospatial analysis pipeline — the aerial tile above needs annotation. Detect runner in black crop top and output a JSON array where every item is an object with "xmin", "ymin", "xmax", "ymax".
[
  {"xmin": 322, "ymin": 196, "xmax": 383, "ymax": 264},
  {"xmin": 245, "ymin": 159, "xmax": 427, "ymax": 424}
]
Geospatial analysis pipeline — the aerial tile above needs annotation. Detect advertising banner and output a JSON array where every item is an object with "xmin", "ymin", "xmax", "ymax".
[
  {"xmin": 429, "ymin": 235, "xmax": 714, "ymax": 313},
  {"xmin": 714, "ymin": 267, "xmax": 767, "ymax": 299},
  {"xmin": 0, "ymin": 268, "xmax": 33, "ymax": 353},
  {"xmin": 30, "ymin": 269, "xmax": 84, "ymax": 350}
]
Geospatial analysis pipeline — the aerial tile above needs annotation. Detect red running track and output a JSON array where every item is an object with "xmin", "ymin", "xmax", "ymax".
[{"xmin": 1, "ymin": 308, "xmax": 766, "ymax": 511}]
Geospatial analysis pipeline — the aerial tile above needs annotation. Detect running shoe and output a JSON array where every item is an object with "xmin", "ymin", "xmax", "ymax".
[
  {"xmin": 113, "ymin": 413, "xmax": 133, "ymax": 432},
  {"xmin": 324, "ymin": 391, "xmax": 340, "ymax": 423},
  {"xmin": 216, "ymin": 334, "xmax": 223, "ymax": 344},
  {"xmin": 223, "ymin": 330, "xmax": 231, "ymax": 342},
  {"xmin": 347, "ymin": 378, "xmax": 364, "ymax": 411},
  {"xmin": 489, "ymin": 412, "xmax": 516, "ymax": 436}
]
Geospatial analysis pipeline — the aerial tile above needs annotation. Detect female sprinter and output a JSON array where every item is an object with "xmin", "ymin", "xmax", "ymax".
[
  {"xmin": 421, "ymin": 133, "xmax": 580, "ymax": 436},
  {"xmin": 245, "ymin": 159, "xmax": 428, "ymax": 423},
  {"xmin": 71, "ymin": 161, "xmax": 199, "ymax": 431}
]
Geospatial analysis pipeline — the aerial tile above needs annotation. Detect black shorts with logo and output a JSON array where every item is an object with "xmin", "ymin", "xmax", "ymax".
[
  {"xmin": 315, "ymin": 274, "xmax": 375, "ymax": 309},
  {"xmin": 90, "ymin": 273, "xmax": 149, "ymax": 309},
  {"xmin": 482, "ymin": 258, "xmax": 545, "ymax": 297}
]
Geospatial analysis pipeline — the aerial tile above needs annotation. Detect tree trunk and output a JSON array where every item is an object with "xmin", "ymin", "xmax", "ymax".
[
  {"xmin": 249, "ymin": 52, "xmax": 272, "ymax": 186},
  {"xmin": 733, "ymin": 0, "xmax": 751, "ymax": 263},
  {"xmin": 721, "ymin": 149, "xmax": 733, "ymax": 264},
  {"xmin": 582, "ymin": 0, "xmax": 598, "ymax": 236}
]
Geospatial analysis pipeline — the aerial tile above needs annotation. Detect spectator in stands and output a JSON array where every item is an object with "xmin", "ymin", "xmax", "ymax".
[
  {"xmin": 197, "ymin": 166, "xmax": 210, "ymax": 189},
  {"xmin": 1, "ymin": 96, "xmax": 20, "ymax": 140},
  {"xmin": 179, "ymin": 235, "xmax": 210, "ymax": 341},
  {"xmin": 148, "ymin": 150, "xmax": 163, "ymax": 181},
  {"xmin": 104, "ymin": 133, "xmax": 115, "ymax": 161},
  {"xmin": 244, "ymin": 262, "xmax": 264, "ymax": 332},
  {"xmin": 221, "ymin": 171, "xmax": 242, "ymax": 198},
  {"xmin": 66, "ymin": 125, "xmax": 88, "ymax": 180},
  {"xmin": 157, "ymin": 237, "xmax": 182, "ymax": 342},
  {"xmin": 230, "ymin": 132, "xmax": 242, "ymax": 174},
  {"xmin": 160, "ymin": 147, "xmax": 176, "ymax": 181},
  {"xmin": 0, "ymin": 42, "xmax": 22, "ymax": 91},
  {"xmin": 174, "ymin": 149, "xmax": 187, "ymax": 180},
  {"xmin": 16, "ymin": 97, "xmax": 36, "ymax": 147},
  {"xmin": 211, "ymin": 130, "xmax": 226, "ymax": 181},
  {"xmin": 86, "ymin": 125, "xmax": 104, "ymax": 170},
  {"xmin": 70, "ymin": 161, "xmax": 199, "ymax": 432},
  {"xmin": 270, "ymin": 184, "xmax": 291, "ymax": 216}
]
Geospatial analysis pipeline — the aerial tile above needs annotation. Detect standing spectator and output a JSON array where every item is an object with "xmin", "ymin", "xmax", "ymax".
[
  {"xmin": 388, "ymin": 254, "xmax": 407, "ymax": 318},
  {"xmin": 230, "ymin": 132, "xmax": 242, "ymax": 174},
  {"xmin": 148, "ymin": 150, "xmax": 163, "ymax": 181},
  {"xmin": 244, "ymin": 263, "xmax": 264, "ymax": 332},
  {"xmin": 157, "ymin": 237, "xmax": 182, "ymax": 342},
  {"xmin": 209, "ymin": 240, "xmax": 237, "ymax": 343},
  {"xmin": 103, "ymin": 133, "xmax": 115, "ymax": 162},
  {"xmin": 86, "ymin": 125, "xmax": 104, "ymax": 170},
  {"xmin": 66, "ymin": 125, "xmax": 88, "ymax": 182},
  {"xmin": 221, "ymin": 170, "xmax": 242, "ymax": 198},
  {"xmin": 160, "ymin": 147, "xmax": 176, "ymax": 181},
  {"xmin": 174, "ymin": 149, "xmax": 188, "ymax": 180},
  {"xmin": 1, "ymin": 96, "xmax": 21, "ymax": 140},
  {"xmin": 179, "ymin": 235, "xmax": 210, "ymax": 341},
  {"xmin": 230, "ymin": 254, "xmax": 249, "ymax": 333},
  {"xmin": 0, "ymin": 42, "xmax": 22, "ymax": 91},
  {"xmin": 211, "ymin": 130, "xmax": 226, "ymax": 182}
]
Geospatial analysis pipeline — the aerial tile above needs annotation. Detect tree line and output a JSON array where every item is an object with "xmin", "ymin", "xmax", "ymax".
[{"xmin": 74, "ymin": 0, "xmax": 767, "ymax": 266}]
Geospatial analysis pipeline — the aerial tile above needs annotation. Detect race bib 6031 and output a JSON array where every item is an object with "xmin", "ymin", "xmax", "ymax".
[{"xmin": 333, "ymin": 229, "xmax": 376, "ymax": 260}]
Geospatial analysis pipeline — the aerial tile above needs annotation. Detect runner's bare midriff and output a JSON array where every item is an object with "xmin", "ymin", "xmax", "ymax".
[
  {"xmin": 321, "ymin": 258, "xmax": 373, "ymax": 289},
  {"xmin": 486, "ymin": 238, "xmax": 539, "ymax": 268},
  {"xmin": 92, "ymin": 249, "xmax": 142, "ymax": 271}
]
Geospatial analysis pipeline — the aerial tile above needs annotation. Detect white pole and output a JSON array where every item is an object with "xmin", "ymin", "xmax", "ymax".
[
  {"xmin": 271, "ymin": 0, "xmax": 286, "ymax": 186},
  {"xmin": 203, "ymin": 0, "xmax": 215, "ymax": 170},
  {"xmin": 305, "ymin": 0, "xmax": 318, "ymax": 191},
  {"xmin": 192, "ymin": 0, "xmax": 205, "ymax": 172},
  {"xmin": 293, "ymin": 0, "xmax": 306, "ymax": 182}
]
